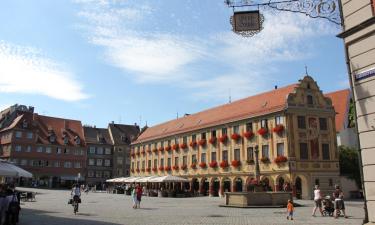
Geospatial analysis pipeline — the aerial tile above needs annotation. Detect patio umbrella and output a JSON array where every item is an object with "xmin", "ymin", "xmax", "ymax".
[
  {"xmin": 149, "ymin": 175, "xmax": 188, "ymax": 183},
  {"xmin": 0, "ymin": 163, "xmax": 18, "ymax": 177},
  {"xmin": 0, "ymin": 161, "xmax": 32, "ymax": 178}
]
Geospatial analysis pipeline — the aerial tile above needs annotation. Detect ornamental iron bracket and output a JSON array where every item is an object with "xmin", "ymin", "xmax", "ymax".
[{"xmin": 225, "ymin": 0, "xmax": 342, "ymax": 26}]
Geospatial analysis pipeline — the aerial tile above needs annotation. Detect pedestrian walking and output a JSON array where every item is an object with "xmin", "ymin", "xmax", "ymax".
[
  {"xmin": 136, "ymin": 185, "xmax": 142, "ymax": 209},
  {"xmin": 333, "ymin": 185, "xmax": 348, "ymax": 218},
  {"xmin": 131, "ymin": 185, "xmax": 137, "ymax": 209},
  {"xmin": 312, "ymin": 185, "xmax": 323, "ymax": 216},
  {"xmin": 286, "ymin": 199, "xmax": 294, "ymax": 220}
]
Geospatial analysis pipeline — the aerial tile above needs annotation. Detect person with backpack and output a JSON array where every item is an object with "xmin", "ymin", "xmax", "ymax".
[{"xmin": 4, "ymin": 184, "xmax": 20, "ymax": 225}]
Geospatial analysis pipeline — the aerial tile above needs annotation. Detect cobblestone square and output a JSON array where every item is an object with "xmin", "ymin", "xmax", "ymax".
[{"xmin": 18, "ymin": 188, "xmax": 365, "ymax": 225}]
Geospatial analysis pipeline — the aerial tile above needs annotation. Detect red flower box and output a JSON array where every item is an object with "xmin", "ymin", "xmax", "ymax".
[
  {"xmin": 136, "ymin": 151, "xmax": 140, "ymax": 156},
  {"xmin": 231, "ymin": 160, "xmax": 241, "ymax": 167},
  {"xmin": 152, "ymin": 148, "xmax": 158, "ymax": 153},
  {"xmin": 164, "ymin": 146, "xmax": 171, "ymax": 151},
  {"xmin": 131, "ymin": 169, "xmax": 135, "ymax": 173},
  {"xmin": 141, "ymin": 168, "xmax": 145, "ymax": 172},
  {"xmin": 189, "ymin": 141, "xmax": 197, "ymax": 148},
  {"xmin": 274, "ymin": 155, "xmax": 288, "ymax": 163},
  {"xmin": 158, "ymin": 147, "xmax": 164, "ymax": 152},
  {"xmin": 172, "ymin": 165, "xmax": 179, "ymax": 170},
  {"xmin": 243, "ymin": 131, "xmax": 254, "ymax": 139},
  {"xmin": 146, "ymin": 168, "xmax": 151, "ymax": 172},
  {"xmin": 199, "ymin": 162, "xmax": 207, "ymax": 168},
  {"xmin": 179, "ymin": 143, "xmax": 187, "ymax": 149},
  {"xmin": 152, "ymin": 167, "xmax": 157, "ymax": 172},
  {"xmin": 198, "ymin": 139, "xmax": 206, "ymax": 146},
  {"xmin": 219, "ymin": 135, "xmax": 228, "ymax": 143},
  {"xmin": 209, "ymin": 161, "xmax": 218, "ymax": 168},
  {"xmin": 190, "ymin": 163, "xmax": 197, "ymax": 169},
  {"xmin": 141, "ymin": 150, "xmax": 145, "ymax": 155},
  {"xmin": 164, "ymin": 166, "xmax": 171, "ymax": 171},
  {"xmin": 172, "ymin": 144, "xmax": 179, "ymax": 151},
  {"xmin": 257, "ymin": 128, "xmax": 268, "ymax": 136},
  {"xmin": 260, "ymin": 157, "xmax": 270, "ymax": 163},
  {"xmin": 273, "ymin": 124, "xmax": 284, "ymax": 134},
  {"xmin": 209, "ymin": 137, "xmax": 217, "ymax": 144},
  {"xmin": 159, "ymin": 166, "xmax": 164, "ymax": 171},
  {"xmin": 219, "ymin": 160, "xmax": 229, "ymax": 168},
  {"xmin": 181, "ymin": 165, "xmax": 187, "ymax": 170},
  {"xmin": 147, "ymin": 149, "xmax": 151, "ymax": 153},
  {"xmin": 136, "ymin": 168, "xmax": 140, "ymax": 173},
  {"xmin": 131, "ymin": 153, "xmax": 135, "ymax": 158},
  {"xmin": 231, "ymin": 133, "xmax": 241, "ymax": 141}
]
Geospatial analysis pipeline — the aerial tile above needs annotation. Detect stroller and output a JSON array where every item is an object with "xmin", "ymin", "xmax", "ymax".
[{"xmin": 322, "ymin": 196, "xmax": 335, "ymax": 216}]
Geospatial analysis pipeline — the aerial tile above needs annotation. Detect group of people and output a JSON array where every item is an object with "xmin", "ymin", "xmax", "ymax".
[
  {"xmin": 0, "ymin": 184, "xmax": 20, "ymax": 225},
  {"xmin": 130, "ymin": 184, "xmax": 143, "ymax": 209}
]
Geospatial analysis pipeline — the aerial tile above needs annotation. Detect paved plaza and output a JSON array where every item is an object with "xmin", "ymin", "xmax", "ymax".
[{"xmin": 17, "ymin": 188, "xmax": 365, "ymax": 225}]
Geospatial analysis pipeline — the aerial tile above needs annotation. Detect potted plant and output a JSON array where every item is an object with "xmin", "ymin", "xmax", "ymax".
[
  {"xmin": 152, "ymin": 167, "xmax": 157, "ymax": 172},
  {"xmin": 146, "ymin": 168, "xmax": 151, "ymax": 172},
  {"xmin": 199, "ymin": 162, "xmax": 207, "ymax": 168},
  {"xmin": 158, "ymin": 146, "xmax": 164, "ymax": 152},
  {"xmin": 164, "ymin": 145, "xmax": 171, "ymax": 151},
  {"xmin": 273, "ymin": 124, "xmax": 284, "ymax": 134},
  {"xmin": 231, "ymin": 160, "xmax": 241, "ymax": 168},
  {"xmin": 257, "ymin": 127, "xmax": 268, "ymax": 136},
  {"xmin": 219, "ymin": 134, "xmax": 228, "ymax": 143},
  {"xmin": 274, "ymin": 155, "xmax": 288, "ymax": 163},
  {"xmin": 190, "ymin": 163, "xmax": 197, "ymax": 169},
  {"xmin": 231, "ymin": 133, "xmax": 241, "ymax": 141},
  {"xmin": 152, "ymin": 148, "xmax": 158, "ymax": 153},
  {"xmin": 181, "ymin": 164, "xmax": 187, "ymax": 170},
  {"xmin": 172, "ymin": 144, "xmax": 179, "ymax": 151},
  {"xmin": 243, "ymin": 131, "xmax": 254, "ymax": 139},
  {"xmin": 198, "ymin": 139, "xmax": 206, "ymax": 146},
  {"xmin": 209, "ymin": 137, "xmax": 217, "ymax": 144},
  {"xmin": 164, "ymin": 166, "xmax": 171, "ymax": 171},
  {"xmin": 136, "ymin": 168, "xmax": 140, "ymax": 173},
  {"xmin": 260, "ymin": 157, "xmax": 270, "ymax": 163},
  {"xmin": 189, "ymin": 141, "xmax": 197, "ymax": 148},
  {"xmin": 219, "ymin": 160, "xmax": 229, "ymax": 168},
  {"xmin": 158, "ymin": 166, "xmax": 164, "ymax": 171},
  {"xmin": 179, "ymin": 143, "xmax": 187, "ymax": 149},
  {"xmin": 172, "ymin": 165, "xmax": 179, "ymax": 170},
  {"xmin": 209, "ymin": 161, "xmax": 218, "ymax": 168}
]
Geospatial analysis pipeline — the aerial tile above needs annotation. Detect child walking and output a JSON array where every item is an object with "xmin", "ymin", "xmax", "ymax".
[{"xmin": 287, "ymin": 199, "xmax": 294, "ymax": 220}]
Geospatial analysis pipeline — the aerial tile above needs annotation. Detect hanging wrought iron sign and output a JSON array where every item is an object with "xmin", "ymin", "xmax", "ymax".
[{"xmin": 231, "ymin": 10, "xmax": 264, "ymax": 37}]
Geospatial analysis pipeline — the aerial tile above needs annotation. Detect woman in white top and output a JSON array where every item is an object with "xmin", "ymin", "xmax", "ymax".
[{"xmin": 312, "ymin": 185, "xmax": 323, "ymax": 216}]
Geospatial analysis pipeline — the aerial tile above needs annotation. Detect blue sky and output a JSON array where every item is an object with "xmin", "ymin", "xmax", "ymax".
[{"xmin": 0, "ymin": 0, "xmax": 349, "ymax": 128}]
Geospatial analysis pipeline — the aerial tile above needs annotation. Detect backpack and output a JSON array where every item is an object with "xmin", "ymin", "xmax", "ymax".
[{"xmin": 8, "ymin": 195, "xmax": 20, "ymax": 214}]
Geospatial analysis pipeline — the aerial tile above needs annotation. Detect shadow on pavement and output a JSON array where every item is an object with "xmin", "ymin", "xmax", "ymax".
[{"xmin": 19, "ymin": 208, "xmax": 121, "ymax": 225}]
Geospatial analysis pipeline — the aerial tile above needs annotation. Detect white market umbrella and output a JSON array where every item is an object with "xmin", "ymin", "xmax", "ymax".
[
  {"xmin": 149, "ymin": 175, "xmax": 188, "ymax": 183},
  {"xmin": 0, "ymin": 161, "xmax": 32, "ymax": 178},
  {"xmin": 0, "ymin": 162, "xmax": 18, "ymax": 177}
]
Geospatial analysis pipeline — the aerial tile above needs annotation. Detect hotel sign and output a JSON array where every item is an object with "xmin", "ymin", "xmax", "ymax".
[
  {"xmin": 233, "ymin": 10, "xmax": 261, "ymax": 31},
  {"xmin": 354, "ymin": 67, "xmax": 375, "ymax": 81}
]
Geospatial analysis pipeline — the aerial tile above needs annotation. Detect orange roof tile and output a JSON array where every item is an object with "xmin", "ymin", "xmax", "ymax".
[
  {"xmin": 325, "ymin": 89, "xmax": 351, "ymax": 132},
  {"xmin": 134, "ymin": 84, "xmax": 298, "ymax": 144}
]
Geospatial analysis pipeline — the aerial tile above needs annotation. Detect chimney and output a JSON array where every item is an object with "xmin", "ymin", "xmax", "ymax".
[{"xmin": 275, "ymin": 85, "xmax": 278, "ymax": 89}]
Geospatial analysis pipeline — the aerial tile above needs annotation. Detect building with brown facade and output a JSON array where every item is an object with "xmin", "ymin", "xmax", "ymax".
[
  {"xmin": 338, "ymin": 0, "xmax": 375, "ymax": 222},
  {"xmin": 83, "ymin": 126, "xmax": 113, "ymax": 187},
  {"xmin": 108, "ymin": 123, "xmax": 140, "ymax": 178},
  {"xmin": 0, "ymin": 104, "xmax": 86, "ymax": 188},
  {"xmin": 131, "ymin": 76, "xmax": 340, "ymax": 199}
]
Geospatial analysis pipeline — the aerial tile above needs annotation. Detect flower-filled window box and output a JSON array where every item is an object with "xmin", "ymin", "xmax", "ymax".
[
  {"xmin": 158, "ymin": 147, "xmax": 164, "ymax": 152},
  {"xmin": 158, "ymin": 166, "xmax": 164, "ymax": 171},
  {"xmin": 141, "ymin": 150, "xmax": 145, "ymax": 155},
  {"xmin": 199, "ymin": 162, "xmax": 207, "ymax": 168},
  {"xmin": 231, "ymin": 133, "xmax": 241, "ymax": 141},
  {"xmin": 260, "ymin": 157, "xmax": 270, "ymax": 163},
  {"xmin": 179, "ymin": 143, "xmax": 187, "ymax": 149},
  {"xmin": 219, "ymin": 135, "xmax": 228, "ymax": 143},
  {"xmin": 146, "ymin": 168, "xmax": 151, "ymax": 172},
  {"xmin": 219, "ymin": 160, "xmax": 229, "ymax": 168},
  {"xmin": 136, "ymin": 152, "xmax": 140, "ymax": 156},
  {"xmin": 131, "ymin": 169, "xmax": 135, "ymax": 173},
  {"xmin": 273, "ymin": 124, "xmax": 284, "ymax": 134},
  {"xmin": 172, "ymin": 144, "xmax": 179, "ymax": 151},
  {"xmin": 131, "ymin": 153, "xmax": 135, "ymax": 158},
  {"xmin": 198, "ymin": 139, "xmax": 206, "ymax": 146},
  {"xmin": 147, "ymin": 149, "xmax": 151, "ymax": 153},
  {"xmin": 136, "ymin": 168, "xmax": 140, "ymax": 173},
  {"xmin": 257, "ymin": 128, "xmax": 268, "ymax": 136},
  {"xmin": 209, "ymin": 161, "xmax": 218, "ymax": 168},
  {"xmin": 181, "ymin": 164, "xmax": 187, "ymax": 170},
  {"xmin": 243, "ymin": 131, "xmax": 254, "ymax": 139},
  {"xmin": 190, "ymin": 163, "xmax": 197, "ymax": 169},
  {"xmin": 164, "ymin": 166, "xmax": 171, "ymax": 171},
  {"xmin": 152, "ymin": 148, "xmax": 158, "ymax": 153},
  {"xmin": 209, "ymin": 137, "xmax": 216, "ymax": 144},
  {"xmin": 189, "ymin": 141, "xmax": 197, "ymax": 148},
  {"xmin": 164, "ymin": 146, "xmax": 171, "ymax": 151},
  {"xmin": 152, "ymin": 167, "xmax": 157, "ymax": 172},
  {"xmin": 172, "ymin": 165, "xmax": 179, "ymax": 170},
  {"xmin": 274, "ymin": 155, "xmax": 288, "ymax": 163},
  {"xmin": 231, "ymin": 160, "xmax": 241, "ymax": 167},
  {"xmin": 246, "ymin": 159, "xmax": 255, "ymax": 164},
  {"xmin": 141, "ymin": 168, "xmax": 145, "ymax": 172}
]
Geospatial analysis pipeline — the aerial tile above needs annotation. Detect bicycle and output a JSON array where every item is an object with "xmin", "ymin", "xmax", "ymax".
[{"xmin": 72, "ymin": 195, "xmax": 80, "ymax": 214}]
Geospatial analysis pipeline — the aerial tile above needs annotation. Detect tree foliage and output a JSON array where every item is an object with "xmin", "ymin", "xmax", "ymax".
[{"xmin": 339, "ymin": 145, "xmax": 361, "ymax": 188}]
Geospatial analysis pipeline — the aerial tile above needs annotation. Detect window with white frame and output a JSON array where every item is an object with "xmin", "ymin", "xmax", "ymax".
[
  {"xmin": 201, "ymin": 153, "xmax": 206, "ymax": 163},
  {"xmin": 191, "ymin": 154, "xmax": 197, "ymax": 164},
  {"xmin": 262, "ymin": 145, "xmax": 269, "ymax": 158},
  {"xmin": 26, "ymin": 146, "xmax": 31, "ymax": 152},
  {"xmin": 277, "ymin": 143, "xmax": 284, "ymax": 156},
  {"xmin": 211, "ymin": 152, "xmax": 217, "ymax": 162},
  {"xmin": 37, "ymin": 146, "xmax": 43, "ymax": 153},
  {"xmin": 15, "ymin": 131, "xmax": 22, "ymax": 138},
  {"xmin": 103, "ymin": 171, "xmax": 110, "ymax": 178},
  {"xmin": 97, "ymin": 147, "xmax": 103, "ymax": 155},
  {"xmin": 105, "ymin": 148, "xmax": 111, "ymax": 155},
  {"xmin": 275, "ymin": 116, "xmax": 283, "ymax": 125},
  {"xmin": 96, "ymin": 159, "xmax": 103, "ymax": 166},
  {"xmin": 117, "ymin": 157, "xmax": 123, "ymax": 165},
  {"xmin": 222, "ymin": 150, "xmax": 228, "ymax": 161},
  {"xmin": 26, "ymin": 132, "xmax": 33, "ymax": 139},
  {"xmin": 21, "ymin": 159, "xmax": 27, "ymax": 166},
  {"xmin": 96, "ymin": 171, "xmax": 102, "ymax": 178},
  {"xmin": 54, "ymin": 161, "xmax": 60, "ymax": 167},
  {"xmin": 64, "ymin": 162, "xmax": 72, "ymax": 168},
  {"xmin": 89, "ymin": 146, "xmax": 95, "ymax": 154},
  {"xmin": 15, "ymin": 145, "xmax": 21, "ymax": 152},
  {"xmin": 104, "ymin": 159, "xmax": 111, "ymax": 167},
  {"xmin": 233, "ymin": 125, "xmax": 239, "ymax": 134},
  {"xmin": 234, "ymin": 149, "xmax": 240, "ymax": 161},
  {"xmin": 46, "ymin": 147, "xmax": 52, "ymax": 154},
  {"xmin": 88, "ymin": 170, "xmax": 94, "ymax": 177},
  {"xmin": 89, "ymin": 159, "xmax": 95, "ymax": 166},
  {"xmin": 247, "ymin": 147, "xmax": 254, "ymax": 161},
  {"xmin": 261, "ymin": 119, "xmax": 268, "ymax": 128},
  {"xmin": 57, "ymin": 147, "xmax": 62, "ymax": 154}
]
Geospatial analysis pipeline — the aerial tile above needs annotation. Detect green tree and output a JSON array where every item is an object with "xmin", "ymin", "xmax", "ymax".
[{"xmin": 339, "ymin": 145, "xmax": 361, "ymax": 188}]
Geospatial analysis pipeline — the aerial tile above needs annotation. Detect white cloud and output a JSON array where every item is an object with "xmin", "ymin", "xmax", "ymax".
[
  {"xmin": 75, "ymin": 1, "xmax": 338, "ymax": 101},
  {"xmin": 0, "ymin": 41, "xmax": 89, "ymax": 101}
]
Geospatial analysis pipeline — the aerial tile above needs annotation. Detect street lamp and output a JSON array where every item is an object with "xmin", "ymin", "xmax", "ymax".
[{"xmin": 254, "ymin": 145, "xmax": 260, "ymax": 182}]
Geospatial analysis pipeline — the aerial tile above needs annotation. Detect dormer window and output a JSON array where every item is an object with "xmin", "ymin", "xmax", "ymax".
[
  {"xmin": 22, "ymin": 120, "xmax": 28, "ymax": 128},
  {"xmin": 74, "ymin": 136, "xmax": 81, "ymax": 145}
]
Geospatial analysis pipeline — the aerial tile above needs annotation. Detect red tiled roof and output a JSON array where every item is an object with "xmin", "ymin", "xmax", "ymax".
[
  {"xmin": 134, "ymin": 84, "xmax": 298, "ymax": 144},
  {"xmin": 325, "ymin": 89, "xmax": 350, "ymax": 132}
]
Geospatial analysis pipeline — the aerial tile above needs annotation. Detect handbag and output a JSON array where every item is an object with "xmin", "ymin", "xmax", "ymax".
[{"xmin": 68, "ymin": 199, "xmax": 73, "ymax": 204}]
